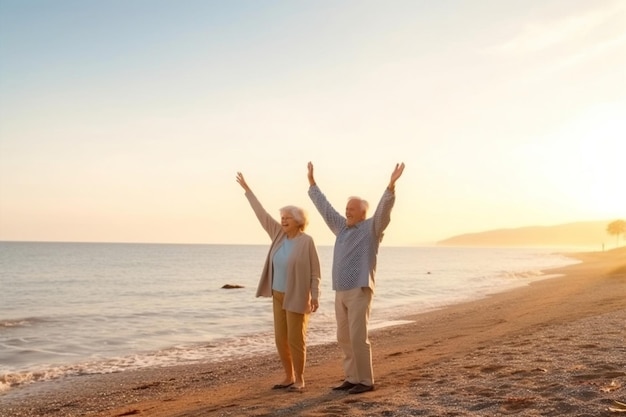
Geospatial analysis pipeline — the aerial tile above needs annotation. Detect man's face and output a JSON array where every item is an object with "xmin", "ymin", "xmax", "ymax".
[{"xmin": 345, "ymin": 199, "xmax": 366, "ymax": 227}]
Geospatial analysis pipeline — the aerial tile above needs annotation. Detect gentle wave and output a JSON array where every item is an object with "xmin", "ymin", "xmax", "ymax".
[
  {"xmin": 0, "ymin": 319, "xmax": 413, "ymax": 393},
  {"xmin": 0, "ymin": 317, "xmax": 48, "ymax": 329},
  {"xmin": 0, "ymin": 333, "xmax": 269, "ymax": 393}
]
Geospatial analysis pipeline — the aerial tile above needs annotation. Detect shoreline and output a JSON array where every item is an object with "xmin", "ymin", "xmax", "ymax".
[
  {"xmin": 0, "ymin": 247, "xmax": 576, "ymax": 393},
  {"xmin": 2, "ymin": 248, "xmax": 625, "ymax": 416}
]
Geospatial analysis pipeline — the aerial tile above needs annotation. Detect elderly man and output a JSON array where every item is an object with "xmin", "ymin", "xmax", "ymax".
[{"xmin": 307, "ymin": 161, "xmax": 405, "ymax": 394}]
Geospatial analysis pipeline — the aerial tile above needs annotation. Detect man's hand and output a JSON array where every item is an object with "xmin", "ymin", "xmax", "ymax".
[
  {"xmin": 388, "ymin": 162, "xmax": 405, "ymax": 191},
  {"xmin": 307, "ymin": 162, "xmax": 316, "ymax": 186},
  {"xmin": 236, "ymin": 172, "xmax": 251, "ymax": 192}
]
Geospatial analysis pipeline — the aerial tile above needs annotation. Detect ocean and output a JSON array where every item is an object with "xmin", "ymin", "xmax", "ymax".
[{"xmin": 0, "ymin": 242, "xmax": 580, "ymax": 393}]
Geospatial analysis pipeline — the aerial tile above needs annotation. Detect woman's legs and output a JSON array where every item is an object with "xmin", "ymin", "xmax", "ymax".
[
  {"xmin": 272, "ymin": 291, "xmax": 294, "ymax": 384},
  {"xmin": 286, "ymin": 310, "xmax": 309, "ymax": 388}
]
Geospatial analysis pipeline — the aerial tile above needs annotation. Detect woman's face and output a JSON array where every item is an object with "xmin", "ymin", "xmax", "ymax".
[{"xmin": 281, "ymin": 213, "xmax": 300, "ymax": 235}]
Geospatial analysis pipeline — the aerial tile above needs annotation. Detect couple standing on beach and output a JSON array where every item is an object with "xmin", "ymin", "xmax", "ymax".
[{"xmin": 236, "ymin": 162, "xmax": 405, "ymax": 394}]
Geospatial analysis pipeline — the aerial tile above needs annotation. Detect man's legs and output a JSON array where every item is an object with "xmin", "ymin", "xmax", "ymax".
[
  {"xmin": 335, "ymin": 287, "xmax": 373, "ymax": 386},
  {"xmin": 346, "ymin": 287, "xmax": 373, "ymax": 386},
  {"xmin": 335, "ymin": 289, "xmax": 356, "ymax": 383}
]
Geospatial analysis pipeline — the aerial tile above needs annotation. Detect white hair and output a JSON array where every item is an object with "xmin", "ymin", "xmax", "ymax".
[
  {"xmin": 348, "ymin": 196, "xmax": 369, "ymax": 213},
  {"xmin": 279, "ymin": 205, "xmax": 309, "ymax": 231}
]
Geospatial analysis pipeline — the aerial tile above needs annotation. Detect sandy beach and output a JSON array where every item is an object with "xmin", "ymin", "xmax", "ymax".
[{"xmin": 2, "ymin": 247, "xmax": 625, "ymax": 417}]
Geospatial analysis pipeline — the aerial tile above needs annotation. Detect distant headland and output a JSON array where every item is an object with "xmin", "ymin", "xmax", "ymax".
[{"xmin": 437, "ymin": 220, "xmax": 624, "ymax": 249}]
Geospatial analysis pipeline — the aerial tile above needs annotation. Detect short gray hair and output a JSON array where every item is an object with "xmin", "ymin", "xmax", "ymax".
[
  {"xmin": 348, "ymin": 196, "xmax": 369, "ymax": 213},
  {"xmin": 279, "ymin": 205, "xmax": 309, "ymax": 231}
]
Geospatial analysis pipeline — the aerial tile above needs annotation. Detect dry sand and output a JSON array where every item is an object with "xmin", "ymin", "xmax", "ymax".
[{"xmin": 2, "ymin": 247, "xmax": 625, "ymax": 417}]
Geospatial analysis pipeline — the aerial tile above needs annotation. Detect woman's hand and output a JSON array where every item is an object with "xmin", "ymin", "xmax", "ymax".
[
  {"xmin": 236, "ymin": 172, "xmax": 251, "ymax": 192},
  {"xmin": 310, "ymin": 298, "xmax": 319, "ymax": 313}
]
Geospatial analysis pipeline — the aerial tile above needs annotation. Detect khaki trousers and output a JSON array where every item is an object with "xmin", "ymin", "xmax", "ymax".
[
  {"xmin": 335, "ymin": 287, "xmax": 374, "ymax": 386},
  {"xmin": 272, "ymin": 290, "xmax": 309, "ymax": 381}
]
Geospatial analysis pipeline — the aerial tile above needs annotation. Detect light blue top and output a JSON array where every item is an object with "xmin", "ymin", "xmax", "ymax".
[{"xmin": 272, "ymin": 237, "xmax": 295, "ymax": 292}]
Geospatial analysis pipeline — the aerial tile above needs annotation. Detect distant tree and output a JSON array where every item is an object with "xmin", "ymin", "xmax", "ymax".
[{"xmin": 606, "ymin": 219, "xmax": 626, "ymax": 247}]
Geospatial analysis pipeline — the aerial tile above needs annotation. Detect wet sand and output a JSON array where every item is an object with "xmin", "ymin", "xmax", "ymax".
[{"xmin": 2, "ymin": 247, "xmax": 625, "ymax": 417}]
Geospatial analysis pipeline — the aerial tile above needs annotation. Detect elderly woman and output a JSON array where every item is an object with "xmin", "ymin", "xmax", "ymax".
[{"xmin": 236, "ymin": 172, "xmax": 321, "ymax": 392}]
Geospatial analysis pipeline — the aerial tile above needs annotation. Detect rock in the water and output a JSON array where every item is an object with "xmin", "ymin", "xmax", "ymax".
[{"xmin": 222, "ymin": 284, "xmax": 244, "ymax": 289}]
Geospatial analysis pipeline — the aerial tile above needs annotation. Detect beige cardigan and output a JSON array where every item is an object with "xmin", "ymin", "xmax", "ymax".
[{"xmin": 244, "ymin": 191, "xmax": 321, "ymax": 314}]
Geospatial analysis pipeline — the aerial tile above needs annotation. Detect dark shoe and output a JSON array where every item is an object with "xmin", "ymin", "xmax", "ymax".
[
  {"xmin": 348, "ymin": 383, "xmax": 374, "ymax": 394},
  {"xmin": 272, "ymin": 382, "xmax": 294, "ymax": 389},
  {"xmin": 332, "ymin": 380, "xmax": 357, "ymax": 391}
]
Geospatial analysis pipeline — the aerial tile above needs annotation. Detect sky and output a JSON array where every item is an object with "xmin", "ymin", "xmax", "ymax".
[{"xmin": 0, "ymin": 0, "xmax": 624, "ymax": 246}]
